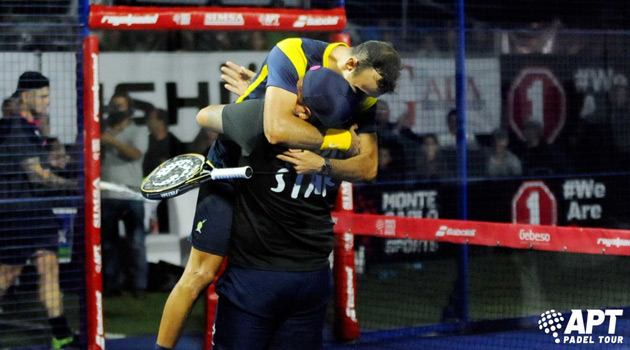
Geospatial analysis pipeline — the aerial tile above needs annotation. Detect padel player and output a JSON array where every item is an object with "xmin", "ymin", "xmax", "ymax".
[
  {"xmin": 156, "ymin": 39, "xmax": 401, "ymax": 350},
  {"xmin": 211, "ymin": 66, "xmax": 363, "ymax": 349}
]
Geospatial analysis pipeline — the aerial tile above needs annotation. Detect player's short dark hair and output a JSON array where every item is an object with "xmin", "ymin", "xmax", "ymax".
[{"xmin": 352, "ymin": 41, "xmax": 401, "ymax": 94}]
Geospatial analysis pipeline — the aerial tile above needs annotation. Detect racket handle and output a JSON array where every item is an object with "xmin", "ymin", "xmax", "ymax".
[{"xmin": 210, "ymin": 166, "xmax": 253, "ymax": 180}]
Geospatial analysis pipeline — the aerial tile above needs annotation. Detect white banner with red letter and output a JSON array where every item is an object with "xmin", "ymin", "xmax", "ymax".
[{"xmin": 380, "ymin": 58, "xmax": 501, "ymax": 135}]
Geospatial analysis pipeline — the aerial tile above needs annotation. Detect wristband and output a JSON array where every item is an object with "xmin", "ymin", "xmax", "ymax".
[{"xmin": 320, "ymin": 129, "xmax": 351, "ymax": 151}]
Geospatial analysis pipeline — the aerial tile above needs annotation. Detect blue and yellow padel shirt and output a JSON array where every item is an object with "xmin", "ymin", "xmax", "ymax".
[
  {"xmin": 209, "ymin": 38, "xmax": 377, "ymax": 169},
  {"xmin": 237, "ymin": 38, "xmax": 377, "ymax": 128}
]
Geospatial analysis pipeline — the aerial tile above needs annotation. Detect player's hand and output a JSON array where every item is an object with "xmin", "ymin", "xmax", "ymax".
[
  {"xmin": 277, "ymin": 149, "xmax": 324, "ymax": 175},
  {"xmin": 221, "ymin": 61, "xmax": 256, "ymax": 97},
  {"xmin": 347, "ymin": 124, "xmax": 361, "ymax": 157}
]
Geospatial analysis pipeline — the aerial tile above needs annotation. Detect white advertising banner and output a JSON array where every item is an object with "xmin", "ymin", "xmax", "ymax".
[
  {"xmin": 100, "ymin": 51, "xmax": 268, "ymax": 142},
  {"xmin": 380, "ymin": 58, "xmax": 501, "ymax": 135}
]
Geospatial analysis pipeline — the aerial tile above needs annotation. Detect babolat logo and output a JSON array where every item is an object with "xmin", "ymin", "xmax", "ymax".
[
  {"xmin": 519, "ymin": 229, "xmax": 551, "ymax": 242},
  {"xmin": 539, "ymin": 309, "xmax": 624, "ymax": 345},
  {"xmin": 160, "ymin": 189, "xmax": 179, "ymax": 198},
  {"xmin": 435, "ymin": 225, "xmax": 476, "ymax": 237},
  {"xmin": 101, "ymin": 14, "xmax": 159, "ymax": 26},
  {"xmin": 292, "ymin": 15, "xmax": 339, "ymax": 28}
]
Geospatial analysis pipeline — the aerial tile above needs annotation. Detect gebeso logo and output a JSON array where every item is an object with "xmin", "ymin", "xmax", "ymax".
[{"xmin": 519, "ymin": 229, "xmax": 551, "ymax": 242}]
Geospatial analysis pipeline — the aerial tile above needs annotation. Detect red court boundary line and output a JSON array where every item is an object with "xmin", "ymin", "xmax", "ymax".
[
  {"xmin": 332, "ymin": 212, "xmax": 630, "ymax": 256},
  {"xmin": 89, "ymin": 4, "xmax": 346, "ymax": 31}
]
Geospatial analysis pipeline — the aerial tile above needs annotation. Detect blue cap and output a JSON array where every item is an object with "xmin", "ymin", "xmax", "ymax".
[{"xmin": 302, "ymin": 66, "xmax": 358, "ymax": 128}]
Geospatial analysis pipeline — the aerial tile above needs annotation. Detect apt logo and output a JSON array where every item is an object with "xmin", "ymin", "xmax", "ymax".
[{"xmin": 539, "ymin": 309, "xmax": 624, "ymax": 345}]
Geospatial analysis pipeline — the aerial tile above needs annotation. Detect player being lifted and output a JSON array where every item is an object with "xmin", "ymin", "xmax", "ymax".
[{"xmin": 156, "ymin": 38, "xmax": 400, "ymax": 350}]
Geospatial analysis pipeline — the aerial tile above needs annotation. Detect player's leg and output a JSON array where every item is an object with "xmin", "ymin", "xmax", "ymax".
[
  {"xmin": 156, "ymin": 189, "xmax": 234, "ymax": 349},
  {"xmin": 34, "ymin": 250, "xmax": 62, "ymax": 317},
  {"xmin": 268, "ymin": 268, "xmax": 333, "ymax": 350},
  {"xmin": 34, "ymin": 249, "xmax": 76, "ymax": 349},
  {"xmin": 213, "ymin": 267, "xmax": 284, "ymax": 350},
  {"xmin": 212, "ymin": 294, "xmax": 275, "ymax": 350},
  {"xmin": 157, "ymin": 247, "xmax": 224, "ymax": 348},
  {"xmin": 0, "ymin": 263, "xmax": 24, "ymax": 301}
]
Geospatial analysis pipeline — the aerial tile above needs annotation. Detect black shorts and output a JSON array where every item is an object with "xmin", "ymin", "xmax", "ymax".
[
  {"xmin": 188, "ymin": 183, "xmax": 235, "ymax": 257},
  {"xmin": 0, "ymin": 208, "xmax": 58, "ymax": 266}
]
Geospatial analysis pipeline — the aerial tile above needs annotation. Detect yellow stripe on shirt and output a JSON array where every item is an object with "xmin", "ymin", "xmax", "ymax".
[
  {"xmin": 323, "ymin": 42, "xmax": 348, "ymax": 69},
  {"xmin": 360, "ymin": 96, "xmax": 378, "ymax": 112},
  {"xmin": 277, "ymin": 38, "xmax": 308, "ymax": 78},
  {"xmin": 236, "ymin": 65, "xmax": 268, "ymax": 103}
]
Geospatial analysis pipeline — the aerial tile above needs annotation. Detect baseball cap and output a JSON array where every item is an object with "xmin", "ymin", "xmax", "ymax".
[
  {"xmin": 15, "ymin": 71, "xmax": 49, "ymax": 93},
  {"xmin": 301, "ymin": 66, "xmax": 359, "ymax": 128}
]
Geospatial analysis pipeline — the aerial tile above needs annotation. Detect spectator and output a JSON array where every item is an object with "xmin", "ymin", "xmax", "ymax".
[
  {"xmin": 437, "ymin": 108, "xmax": 480, "ymax": 151},
  {"xmin": 501, "ymin": 18, "xmax": 562, "ymax": 54},
  {"xmin": 485, "ymin": 128, "xmax": 522, "ymax": 177},
  {"xmin": 100, "ymin": 109, "xmax": 149, "ymax": 299},
  {"xmin": 108, "ymin": 91, "xmax": 133, "ymax": 115},
  {"xmin": 515, "ymin": 120, "xmax": 573, "ymax": 176},
  {"xmin": 377, "ymin": 138, "xmax": 407, "ymax": 183},
  {"xmin": 142, "ymin": 108, "xmax": 186, "ymax": 233},
  {"xmin": 249, "ymin": 31, "xmax": 269, "ymax": 50},
  {"xmin": 411, "ymin": 134, "xmax": 451, "ymax": 180},
  {"xmin": 0, "ymin": 71, "xmax": 78, "ymax": 349}
]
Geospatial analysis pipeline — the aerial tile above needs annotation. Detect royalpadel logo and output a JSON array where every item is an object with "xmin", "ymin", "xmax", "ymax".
[
  {"xmin": 435, "ymin": 225, "xmax": 476, "ymax": 238},
  {"xmin": 101, "ymin": 14, "xmax": 159, "ymax": 26},
  {"xmin": 597, "ymin": 237, "xmax": 630, "ymax": 248},
  {"xmin": 539, "ymin": 309, "xmax": 624, "ymax": 345}
]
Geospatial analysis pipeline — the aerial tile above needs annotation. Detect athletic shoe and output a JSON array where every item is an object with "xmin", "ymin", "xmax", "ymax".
[{"xmin": 52, "ymin": 335, "xmax": 79, "ymax": 350}]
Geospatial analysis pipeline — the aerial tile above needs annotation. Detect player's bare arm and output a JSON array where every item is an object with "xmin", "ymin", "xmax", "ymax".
[
  {"xmin": 263, "ymin": 86, "xmax": 360, "ymax": 156},
  {"xmin": 196, "ymin": 104, "xmax": 226, "ymax": 133},
  {"xmin": 22, "ymin": 156, "xmax": 77, "ymax": 187},
  {"xmin": 221, "ymin": 65, "xmax": 361, "ymax": 156},
  {"xmin": 277, "ymin": 131, "xmax": 378, "ymax": 182}
]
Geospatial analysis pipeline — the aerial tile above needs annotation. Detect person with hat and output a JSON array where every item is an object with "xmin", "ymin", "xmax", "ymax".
[
  {"xmin": 12, "ymin": 71, "xmax": 52, "ymax": 135},
  {"xmin": 155, "ymin": 67, "xmax": 374, "ymax": 350},
  {"xmin": 0, "ymin": 71, "xmax": 78, "ymax": 349}
]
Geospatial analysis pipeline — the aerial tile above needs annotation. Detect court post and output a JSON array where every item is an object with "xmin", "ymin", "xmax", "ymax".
[{"xmin": 333, "ymin": 181, "xmax": 360, "ymax": 340}]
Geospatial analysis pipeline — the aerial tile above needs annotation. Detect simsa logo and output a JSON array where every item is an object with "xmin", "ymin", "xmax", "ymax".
[{"xmin": 539, "ymin": 309, "xmax": 624, "ymax": 345}]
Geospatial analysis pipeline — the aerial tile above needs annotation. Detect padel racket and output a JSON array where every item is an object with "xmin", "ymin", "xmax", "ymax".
[{"xmin": 141, "ymin": 153, "xmax": 252, "ymax": 200}]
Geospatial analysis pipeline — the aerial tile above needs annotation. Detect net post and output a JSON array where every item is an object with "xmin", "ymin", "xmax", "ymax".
[
  {"xmin": 83, "ymin": 35, "xmax": 105, "ymax": 350},
  {"xmin": 454, "ymin": 0, "xmax": 470, "ymax": 327},
  {"xmin": 333, "ymin": 182, "xmax": 360, "ymax": 340}
]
